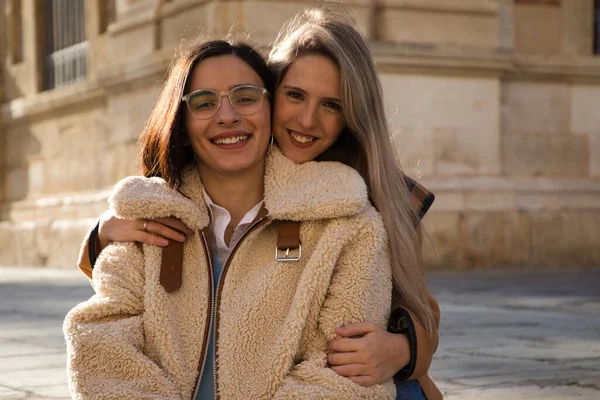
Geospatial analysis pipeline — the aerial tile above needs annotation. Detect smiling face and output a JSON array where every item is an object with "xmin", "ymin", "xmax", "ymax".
[
  {"xmin": 272, "ymin": 54, "xmax": 346, "ymax": 164},
  {"xmin": 184, "ymin": 55, "xmax": 271, "ymax": 176}
]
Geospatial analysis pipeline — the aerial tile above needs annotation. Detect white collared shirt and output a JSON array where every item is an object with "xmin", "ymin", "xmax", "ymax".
[{"xmin": 203, "ymin": 189, "xmax": 264, "ymax": 265}]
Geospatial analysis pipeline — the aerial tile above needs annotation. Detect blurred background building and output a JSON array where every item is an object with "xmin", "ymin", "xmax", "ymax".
[{"xmin": 0, "ymin": 0, "xmax": 599, "ymax": 270}]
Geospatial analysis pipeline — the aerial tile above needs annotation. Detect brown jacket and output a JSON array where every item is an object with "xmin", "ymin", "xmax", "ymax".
[{"xmin": 75, "ymin": 153, "xmax": 442, "ymax": 400}]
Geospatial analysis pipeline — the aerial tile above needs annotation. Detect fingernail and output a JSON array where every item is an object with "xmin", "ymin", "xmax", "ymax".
[
  {"xmin": 178, "ymin": 234, "xmax": 186, "ymax": 242},
  {"xmin": 159, "ymin": 239, "xmax": 169, "ymax": 246}
]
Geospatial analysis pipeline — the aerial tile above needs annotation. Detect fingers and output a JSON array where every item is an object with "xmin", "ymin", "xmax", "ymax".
[
  {"xmin": 135, "ymin": 231, "xmax": 169, "ymax": 247},
  {"xmin": 154, "ymin": 217, "xmax": 194, "ymax": 235},
  {"xmin": 334, "ymin": 322, "xmax": 377, "ymax": 338},
  {"xmin": 331, "ymin": 363, "xmax": 378, "ymax": 387},
  {"xmin": 328, "ymin": 351, "xmax": 361, "ymax": 366},
  {"xmin": 347, "ymin": 375, "xmax": 376, "ymax": 387},
  {"xmin": 329, "ymin": 337, "xmax": 363, "ymax": 353},
  {"xmin": 145, "ymin": 220, "xmax": 187, "ymax": 243},
  {"xmin": 330, "ymin": 363, "xmax": 367, "ymax": 378}
]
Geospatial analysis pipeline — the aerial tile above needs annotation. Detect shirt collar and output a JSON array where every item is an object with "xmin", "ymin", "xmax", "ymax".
[{"xmin": 202, "ymin": 188, "xmax": 264, "ymax": 227}]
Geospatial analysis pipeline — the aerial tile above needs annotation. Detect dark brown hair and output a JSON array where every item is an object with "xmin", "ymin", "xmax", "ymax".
[{"xmin": 139, "ymin": 40, "xmax": 274, "ymax": 188}]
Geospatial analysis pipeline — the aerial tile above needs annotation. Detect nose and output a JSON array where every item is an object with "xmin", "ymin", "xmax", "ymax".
[
  {"xmin": 297, "ymin": 103, "xmax": 317, "ymax": 130},
  {"xmin": 216, "ymin": 95, "xmax": 240, "ymax": 126}
]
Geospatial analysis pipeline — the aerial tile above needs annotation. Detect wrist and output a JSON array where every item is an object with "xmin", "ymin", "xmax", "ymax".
[
  {"xmin": 97, "ymin": 211, "xmax": 112, "ymax": 251},
  {"xmin": 388, "ymin": 308, "xmax": 418, "ymax": 380},
  {"xmin": 389, "ymin": 330, "xmax": 411, "ymax": 371}
]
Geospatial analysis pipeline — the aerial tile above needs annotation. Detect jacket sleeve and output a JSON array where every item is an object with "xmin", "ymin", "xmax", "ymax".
[
  {"xmin": 400, "ymin": 291, "xmax": 441, "ymax": 381},
  {"xmin": 63, "ymin": 242, "xmax": 179, "ymax": 399},
  {"xmin": 77, "ymin": 218, "xmax": 99, "ymax": 280},
  {"xmin": 274, "ymin": 215, "xmax": 395, "ymax": 399}
]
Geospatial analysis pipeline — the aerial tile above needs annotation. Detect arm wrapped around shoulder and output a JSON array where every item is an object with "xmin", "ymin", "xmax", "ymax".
[
  {"xmin": 274, "ymin": 210, "xmax": 395, "ymax": 399},
  {"xmin": 63, "ymin": 242, "xmax": 179, "ymax": 400}
]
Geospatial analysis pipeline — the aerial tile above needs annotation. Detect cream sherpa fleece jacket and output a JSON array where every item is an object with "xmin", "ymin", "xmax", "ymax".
[{"xmin": 63, "ymin": 148, "xmax": 394, "ymax": 399}]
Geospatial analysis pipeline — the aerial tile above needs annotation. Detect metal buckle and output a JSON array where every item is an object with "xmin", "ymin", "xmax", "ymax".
[{"xmin": 275, "ymin": 245, "xmax": 302, "ymax": 262}]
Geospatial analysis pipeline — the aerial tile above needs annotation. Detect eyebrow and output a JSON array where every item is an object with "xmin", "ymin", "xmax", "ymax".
[
  {"xmin": 188, "ymin": 83, "xmax": 259, "ymax": 93},
  {"xmin": 282, "ymin": 85, "xmax": 342, "ymax": 104}
]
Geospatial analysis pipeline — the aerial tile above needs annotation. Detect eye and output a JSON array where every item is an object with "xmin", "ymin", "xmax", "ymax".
[
  {"xmin": 234, "ymin": 96, "xmax": 258, "ymax": 104},
  {"xmin": 193, "ymin": 101, "xmax": 217, "ymax": 110},
  {"xmin": 286, "ymin": 91, "xmax": 303, "ymax": 101},
  {"xmin": 323, "ymin": 101, "xmax": 342, "ymax": 112}
]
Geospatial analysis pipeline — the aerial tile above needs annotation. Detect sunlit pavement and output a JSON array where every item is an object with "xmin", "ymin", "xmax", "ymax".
[{"xmin": 0, "ymin": 267, "xmax": 598, "ymax": 399}]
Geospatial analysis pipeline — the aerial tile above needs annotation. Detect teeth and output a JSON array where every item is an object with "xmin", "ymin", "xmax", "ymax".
[
  {"xmin": 290, "ymin": 131, "xmax": 315, "ymax": 144},
  {"xmin": 213, "ymin": 135, "xmax": 249, "ymax": 145}
]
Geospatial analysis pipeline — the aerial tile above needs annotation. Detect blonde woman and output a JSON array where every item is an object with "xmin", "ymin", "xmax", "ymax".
[{"xmin": 71, "ymin": 4, "xmax": 441, "ymax": 400}]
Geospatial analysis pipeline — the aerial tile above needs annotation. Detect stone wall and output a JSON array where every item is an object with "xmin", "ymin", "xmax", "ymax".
[{"xmin": 1, "ymin": 0, "xmax": 599, "ymax": 270}]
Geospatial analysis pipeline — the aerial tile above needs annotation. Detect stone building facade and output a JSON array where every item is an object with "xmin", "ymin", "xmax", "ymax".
[{"xmin": 1, "ymin": 0, "xmax": 599, "ymax": 270}]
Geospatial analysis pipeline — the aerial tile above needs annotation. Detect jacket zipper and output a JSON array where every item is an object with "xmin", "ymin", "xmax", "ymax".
[
  {"xmin": 212, "ymin": 217, "xmax": 268, "ymax": 399},
  {"xmin": 192, "ymin": 231, "xmax": 214, "ymax": 400}
]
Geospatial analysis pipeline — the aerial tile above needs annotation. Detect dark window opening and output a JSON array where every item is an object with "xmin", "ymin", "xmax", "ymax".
[{"xmin": 43, "ymin": 0, "xmax": 87, "ymax": 90}]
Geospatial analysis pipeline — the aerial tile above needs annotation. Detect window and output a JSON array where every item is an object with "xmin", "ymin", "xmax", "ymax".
[
  {"xmin": 42, "ymin": 0, "xmax": 87, "ymax": 90},
  {"xmin": 595, "ymin": 0, "xmax": 600, "ymax": 54}
]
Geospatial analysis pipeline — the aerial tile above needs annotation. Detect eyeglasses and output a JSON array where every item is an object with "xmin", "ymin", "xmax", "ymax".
[{"xmin": 181, "ymin": 84, "xmax": 269, "ymax": 120}]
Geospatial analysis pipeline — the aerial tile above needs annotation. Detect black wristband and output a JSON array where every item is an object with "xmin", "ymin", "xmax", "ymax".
[
  {"xmin": 88, "ymin": 217, "xmax": 101, "ymax": 270},
  {"xmin": 388, "ymin": 307, "xmax": 417, "ymax": 381}
]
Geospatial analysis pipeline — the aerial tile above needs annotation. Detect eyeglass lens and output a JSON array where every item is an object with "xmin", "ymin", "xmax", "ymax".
[{"xmin": 186, "ymin": 86, "xmax": 264, "ymax": 119}]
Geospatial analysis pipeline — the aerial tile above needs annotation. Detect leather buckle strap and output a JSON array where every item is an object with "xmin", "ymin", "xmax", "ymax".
[
  {"xmin": 160, "ymin": 239, "xmax": 184, "ymax": 292},
  {"xmin": 276, "ymin": 221, "xmax": 301, "ymax": 262}
]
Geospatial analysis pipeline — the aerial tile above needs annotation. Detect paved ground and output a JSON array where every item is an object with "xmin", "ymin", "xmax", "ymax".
[{"xmin": 0, "ymin": 267, "xmax": 598, "ymax": 399}]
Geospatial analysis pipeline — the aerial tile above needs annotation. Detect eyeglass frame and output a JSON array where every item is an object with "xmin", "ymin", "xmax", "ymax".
[{"xmin": 181, "ymin": 84, "xmax": 269, "ymax": 120}]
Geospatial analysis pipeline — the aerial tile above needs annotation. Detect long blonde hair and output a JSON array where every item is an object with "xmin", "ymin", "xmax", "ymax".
[{"xmin": 269, "ymin": 3, "xmax": 435, "ymax": 333}]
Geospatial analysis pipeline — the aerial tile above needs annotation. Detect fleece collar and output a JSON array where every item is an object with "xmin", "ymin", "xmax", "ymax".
[
  {"xmin": 264, "ymin": 147, "xmax": 369, "ymax": 221},
  {"xmin": 109, "ymin": 147, "xmax": 368, "ymax": 226}
]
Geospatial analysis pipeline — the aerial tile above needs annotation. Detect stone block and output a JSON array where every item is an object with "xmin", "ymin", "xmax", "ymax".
[
  {"xmin": 433, "ymin": 127, "xmax": 500, "ymax": 176},
  {"xmin": 5, "ymin": 167, "xmax": 29, "ymax": 202},
  {"xmin": 502, "ymin": 82, "xmax": 570, "ymax": 135},
  {"xmin": 391, "ymin": 126, "xmax": 435, "ymax": 177},
  {"xmin": 0, "ymin": 223, "xmax": 17, "ymax": 266},
  {"xmin": 562, "ymin": 0, "xmax": 594, "ymax": 56},
  {"xmin": 381, "ymin": 74, "xmax": 500, "ymax": 177},
  {"xmin": 571, "ymin": 85, "xmax": 600, "ymax": 177},
  {"xmin": 160, "ymin": 4, "xmax": 212, "ymax": 49},
  {"xmin": 502, "ymin": 134, "xmax": 589, "ymax": 177},
  {"xmin": 378, "ymin": 7, "xmax": 498, "ymax": 47},
  {"xmin": 422, "ymin": 212, "xmax": 465, "ymax": 270},
  {"xmin": 514, "ymin": 3, "xmax": 562, "ymax": 54},
  {"xmin": 590, "ymin": 134, "xmax": 600, "ymax": 178},
  {"xmin": 0, "ymin": 219, "xmax": 93, "ymax": 268},
  {"xmin": 107, "ymin": 24, "xmax": 155, "ymax": 62},
  {"xmin": 12, "ymin": 222, "xmax": 48, "ymax": 266},
  {"xmin": 5, "ymin": 127, "xmax": 41, "ymax": 169},
  {"xmin": 531, "ymin": 211, "xmax": 600, "ymax": 266},
  {"xmin": 109, "ymin": 142, "xmax": 141, "ymax": 183},
  {"xmin": 463, "ymin": 211, "xmax": 531, "ymax": 268},
  {"xmin": 517, "ymin": 192, "xmax": 600, "ymax": 211},
  {"xmin": 428, "ymin": 191, "xmax": 466, "ymax": 212},
  {"xmin": 45, "ymin": 219, "xmax": 93, "ymax": 268},
  {"xmin": 571, "ymin": 85, "xmax": 600, "ymax": 135},
  {"xmin": 107, "ymin": 86, "xmax": 157, "ymax": 146},
  {"xmin": 465, "ymin": 191, "xmax": 516, "ymax": 211},
  {"xmin": 497, "ymin": 0, "xmax": 514, "ymax": 50}
]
